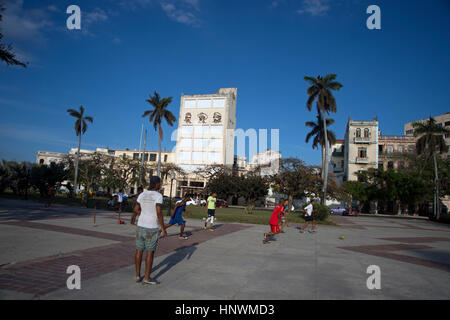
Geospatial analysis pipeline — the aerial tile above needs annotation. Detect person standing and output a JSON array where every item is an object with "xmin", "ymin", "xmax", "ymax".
[
  {"xmin": 117, "ymin": 189, "xmax": 124, "ymax": 224},
  {"xmin": 45, "ymin": 185, "xmax": 55, "ymax": 208},
  {"xmin": 300, "ymin": 199, "xmax": 317, "ymax": 233},
  {"xmin": 280, "ymin": 199, "xmax": 289, "ymax": 233},
  {"xmin": 130, "ymin": 176, "xmax": 167, "ymax": 285},
  {"xmin": 204, "ymin": 192, "xmax": 217, "ymax": 231}
]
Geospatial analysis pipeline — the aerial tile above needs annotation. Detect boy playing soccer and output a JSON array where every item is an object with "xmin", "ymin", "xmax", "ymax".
[
  {"xmin": 263, "ymin": 198, "xmax": 285, "ymax": 244},
  {"xmin": 164, "ymin": 194, "xmax": 191, "ymax": 239},
  {"xmin": 204, "ymin": 192, "xmax": 217, "ymax": 231}
]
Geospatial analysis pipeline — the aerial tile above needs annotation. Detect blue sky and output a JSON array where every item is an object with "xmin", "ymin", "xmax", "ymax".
[{"xmin": 0, "ymin": 0, "xmax": 449, "ymax": 165}]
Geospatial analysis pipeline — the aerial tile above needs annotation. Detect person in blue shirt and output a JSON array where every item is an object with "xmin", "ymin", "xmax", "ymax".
[{"xmin": 164, "ymin": 194, "xmax": 191, "ymax": 240}]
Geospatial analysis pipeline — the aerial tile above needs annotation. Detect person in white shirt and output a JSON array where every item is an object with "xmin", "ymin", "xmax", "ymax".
[
  {"xmin": 300, "ymin": 199, "xmax": 317, "ymax": 233},
  {"xmin": 131, "ymin": 176, "xmax": 167, "ymax": 285}
]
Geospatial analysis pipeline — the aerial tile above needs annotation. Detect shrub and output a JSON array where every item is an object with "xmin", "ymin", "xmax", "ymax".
[{"xmin": 313, "ymin": 203, "xmax": 330, "ymax": 221}]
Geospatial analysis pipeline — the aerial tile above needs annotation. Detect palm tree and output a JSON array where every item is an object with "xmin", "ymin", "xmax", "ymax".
[
  {"xmin": 142, "ymin": 91, "xmax": 176, "ymax": 177},
  {"xmin": 304, "ymin": 74, "xmax": 343, "ymax": 204},
  {"xmin": 413, "ymin": 116, "xmax": 450, "ymax": 219},
  {"xmin": 67, "ymin": 106, "xmax": 93, "ymax": 194},
  {"xmin": 305, "ymin": 112, "xmax": 337, "ymax": 174}
]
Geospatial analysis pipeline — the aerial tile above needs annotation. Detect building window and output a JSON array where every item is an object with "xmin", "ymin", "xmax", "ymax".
[
  {"xmin": 184, "ymin": 100, "xmax": 196, "ymax": 108},
  {"xmin": 122, "ymin": 153, "xmax": 126, "ymax": 160},
  {"xmin": 150, "ymin": 153, "xmax": 157, "ymax": 162},
  {"xmin": 133, "ymin": 153, "xmax": 139, "ymax": 160},
  {"xmin": 39, "ymin": 159, "xmax": 44, "ymax": 165},
  {"xmin": 445, "ymin": 121, "xmax": 450, "ymax": 127},
  {"xmin": 379, "ymin": 145, "xmax": 383, "ymax": 153},
  {"xmin": 341, "ymin": 160, "xmax": 344, "ymax": 168},
  {"xmin": 213, "ymin": 99, "xmax": 225, "ymax": 108},
  {"xmin": 197, "ymin": 99, "xmax": 211, "ymax": 108},
  {"xmin": 398, "ymin": 161, "xmax": 405, "ymax": 169},
  {"xmin": 164, "ymin": 154, "xmax": 168, "ymax": 162},
  {"xmin": 358, "ymin": 148, "xmax": 367, "ymax": 158},
  {"xmin": 408, "ymin": 145, "xmax": 414, "ymax": 152},
  {"xmin": 387, "ymin": 145, "xmax": 394, "ymax": 153},
  {"xmin": 388, "ymin": 161, "xmax": 394, "ymax": 169},
  {"xmin": 144, "ymin": 153, "xmax": 149, "ymax": 162},
  {"xmin": 356, "ymin": 128, "xmax": 361, "ymax": 138},
  {"xmin": 398, "ymin": 146, "xmax": 404, "ymax": 153},
  {"xmin": 378, "ymin": 162, "xmax": 384, "ymax": 169},
  {"xmin": 364, "ymin": 128, "xmax": 369, "ymax": 138}
]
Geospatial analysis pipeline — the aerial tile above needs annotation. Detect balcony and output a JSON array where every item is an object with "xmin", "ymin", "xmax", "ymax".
[
  {"xmin": 356, "ymin": 157, "xmax": 369, "ymax": 164},
  {"xmin": 354, "ymin": 137, "xmax": 371, "ymax": 144}
]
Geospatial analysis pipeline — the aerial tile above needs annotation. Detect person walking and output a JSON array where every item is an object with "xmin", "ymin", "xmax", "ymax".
[{"xmin": 300, "ymin": 199, "xmax": 317, "ymax": 233}]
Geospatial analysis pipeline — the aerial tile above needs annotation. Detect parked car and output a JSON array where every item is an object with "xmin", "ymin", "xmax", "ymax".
[
  {"xmin": 343, "ymin": 206, "xmax": 359, "ymax": 216},
  {"xmin": 216, "ymin": 199, "xmax": 228, "ymax": 208},
  {"xmin": 331, "ymin": 207, "xmax": 346, "ymax": 214}
]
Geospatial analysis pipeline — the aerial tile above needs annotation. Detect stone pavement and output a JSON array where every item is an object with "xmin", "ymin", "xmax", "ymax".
[{"xmin": 0, "ymin": 198, "xmax": 449, "ymax": 300}]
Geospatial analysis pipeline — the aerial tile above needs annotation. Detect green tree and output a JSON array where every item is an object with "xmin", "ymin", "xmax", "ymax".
[
  {"xmin": 304, "ymin": 74, "xmax": 343, "ymax": 204},
  {"xmin": 342, "ymin": 180, "xmax": 368, "ymax": 212},
  {"xmin": 31, "ymin": 163, "xmax": 69, "ymax": 197},
  {"xmin": 305, "ymin": 112, "xmax": 336, "ymax": 179},
  {"xmin": 270, "ymin": 158, "xmax": 318, "ymax": 213},
  {"xmin": 142, "ymin": 91, "xmax": 176, "ymax": 177},
  {"xmin": 238, "ymin": 173, "xmax": 268, "ymax": 213},
  {"xmin": 413, "ymin": 116, "xmax": 450, "ymax": 219},
  {"xmin": 0, "ymin": 4, "xmax": 26, "ymax": 67},
  {"xmin": 67, "ymin": 106, "xmax": 94, "ymax": 195}
]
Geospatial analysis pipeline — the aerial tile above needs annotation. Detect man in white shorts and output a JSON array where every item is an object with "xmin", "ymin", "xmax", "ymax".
[{"xmin": 300, "ymin": 199, "xmax": 317, "ymax": 233}]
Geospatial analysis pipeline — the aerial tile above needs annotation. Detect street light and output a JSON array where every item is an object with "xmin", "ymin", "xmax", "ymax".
[{"xmin": 167, "ymin": 171, "xmax": 176, "ymax": 216}]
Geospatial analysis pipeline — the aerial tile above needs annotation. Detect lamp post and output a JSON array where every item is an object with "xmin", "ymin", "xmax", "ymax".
[{"xmin": 167, "ymin": 171, "xmax": 176, "ymax": 216}]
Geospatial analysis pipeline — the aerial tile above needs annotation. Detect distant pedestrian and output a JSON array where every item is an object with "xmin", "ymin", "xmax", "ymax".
[
  {"xmin": 204, "ymin": 192, "xmax": 217, "ymax": 231},
  {"xmin": 117, "ymin": 189, "xmax": 124, "ymax": 223},
  {"xmin": 45, "ymin": 186, "xmax": 55, "ymax": 208},
  {"xmin": 280, "ymin": 199, "xmax": 289, "ymax": 233},
  {"xmin": 300, "ymin": 200, "xmax": 317, "ymax": 233},
  {"xmin": 263, "ymin": 198, "xmax": 284, "ymax": 244},
  {"xmin": 130, "ymin": 176, "xmax": 167, "ymax": 285}
]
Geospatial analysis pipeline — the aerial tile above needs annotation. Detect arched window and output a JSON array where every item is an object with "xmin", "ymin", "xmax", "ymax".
[
  {"xmin": 356, "ymin": 128, "xmax": 361, "ymax": 138},
  {"xmin": 364, "ymin": 128, "xmax": 369, "ymax": 138},
  {"xmin": 39, "ymin": 159, "xmax": 44, "ymax": 165}
]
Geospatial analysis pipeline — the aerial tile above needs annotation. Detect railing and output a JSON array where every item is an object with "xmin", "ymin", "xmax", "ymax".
[
  {"xmin": 356, "ymin": 157, "xmax": 369, "ymax": 163},
  {"xmin": 354, "ymin": 137, "xmax": 371, "ymax": 143},
  {"xmin": 380, "ymin": 135, "xmax": 414, "ymax": 141}
]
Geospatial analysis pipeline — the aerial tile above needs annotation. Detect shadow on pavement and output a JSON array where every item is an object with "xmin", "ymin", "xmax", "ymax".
[{"xmin": 153, "ymin": 243, "xmax": 198, "ymax": 280}]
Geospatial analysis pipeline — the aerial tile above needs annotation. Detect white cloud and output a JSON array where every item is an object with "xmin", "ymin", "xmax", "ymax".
[
  {"xmin": 159, "ymin": 0, "xmax": 199, "ymax": 25},
  {"xmin": 1, "ymin": 0, "xmax": 53, "ymax": 44},
  {"xmin": 297, "ymin": 0, "xmax": 331, "ymax": 16}
]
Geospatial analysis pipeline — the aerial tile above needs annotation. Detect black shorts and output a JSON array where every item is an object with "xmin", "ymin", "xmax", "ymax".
[{"xmin": 304, "ymin": 215, "xmax": 313, "ymax": 222}]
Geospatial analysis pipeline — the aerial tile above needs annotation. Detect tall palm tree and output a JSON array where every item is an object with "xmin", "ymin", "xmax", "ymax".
[
  {"xmin": 413, "ymin": 116, "xmax": 450, "ymax": 219},
  {"xmin": 67, "ymin": 106, "xmax": 93, "ymax": 194},
  {"xmin": 305, "ymin": 112, "xmax": 337, "ymax": 174},
  {"xmin": 142, "ymin": 91, "xmax": 176, "ymax": 177},
  {"xmin": 304, "ymin": 74, "xmax": 342, "ymax": 204}
]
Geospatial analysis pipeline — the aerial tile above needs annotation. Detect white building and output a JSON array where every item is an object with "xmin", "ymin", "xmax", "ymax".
[{"xmin": 175, "ymin": 88, "xmax": 237, "ymax": 173}]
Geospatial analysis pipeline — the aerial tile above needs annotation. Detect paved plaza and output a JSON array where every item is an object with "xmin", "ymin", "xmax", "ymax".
[{"xmin": 0, "ymin": 198, "xmax": 449, "ymax": 300}]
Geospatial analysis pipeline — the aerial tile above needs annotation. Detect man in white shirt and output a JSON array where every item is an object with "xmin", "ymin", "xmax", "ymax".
[
  {"xmin": 300, "ymin": 199, "xmax": 317, "ymax": 233},
  {"xmin": 131, "ymin": 176, "xmax": 167, "ymax": 285}
]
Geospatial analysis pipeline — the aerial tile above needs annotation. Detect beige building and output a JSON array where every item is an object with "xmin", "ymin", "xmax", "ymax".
[
  {"xmin": 175, "ymin": 88, "xmax": 237, "ymax": 173},
  {"xmin": 404, "ymin": 111, "xmax": 450, "ymax": 159},
  {"xmin": 343, "ymin": 118, "xmax": 379, "ymax": 181},
  {"xmin": 378, "ymin": 133, "xmax": 416, "ymax": 170}
]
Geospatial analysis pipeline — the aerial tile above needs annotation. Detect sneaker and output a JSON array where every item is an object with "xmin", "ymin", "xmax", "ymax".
[
  {"xmin": 309, "ymin": 229, "xmax": 316, "ymax": 233},
  {"xmin": 178, "ymin": 236, "xmax": 188, "ymax": 240},
  {"xmin": 142, "ymin": 278, "xmax": 158, "ymax": 285},
  {"xmin": 135, "ymin": 276, "xmax": 143, "ymax": 283},
  {"xmin": 263, "ymin": 239, "xmax": 269, "ymax": 244},
  {"xmin": 209, "ymin": 228, "xmax": 215, "ymax": 232},
  {"xmin": 299, "ymin": 230, "xmax": 304, "ymax": 233}
]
